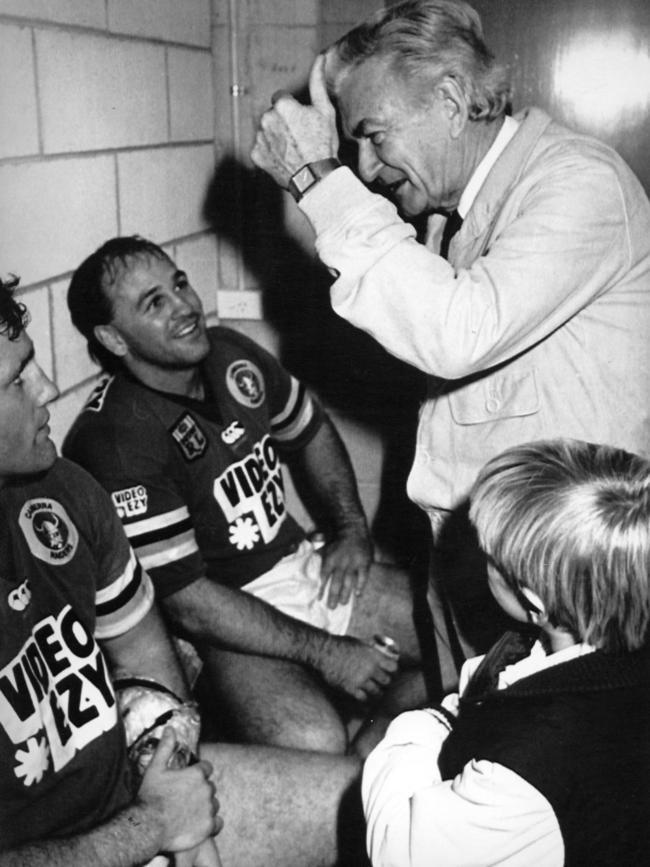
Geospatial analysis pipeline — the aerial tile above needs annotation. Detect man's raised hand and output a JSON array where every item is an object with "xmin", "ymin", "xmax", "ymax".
[{"xmin": 251, "ymin": 52, "xmax": 339, "ymax": 187}]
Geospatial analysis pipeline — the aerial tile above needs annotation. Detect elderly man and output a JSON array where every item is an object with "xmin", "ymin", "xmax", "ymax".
[
  {"xmin": 251, "ymin": 0, "xmax": 650, "ymax": 691},
  {"xmin": 0, "ymin": 276, "xmax": 368, "ymax": 867},
  {"xmin": 63, "ymin": 235, "xmax": 423, "ymax": 755}
]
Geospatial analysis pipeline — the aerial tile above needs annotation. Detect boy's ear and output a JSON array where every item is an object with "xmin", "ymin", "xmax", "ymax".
[{"xmin": 518, "ymin": 586, "xmax": 547, "ymax": 624}]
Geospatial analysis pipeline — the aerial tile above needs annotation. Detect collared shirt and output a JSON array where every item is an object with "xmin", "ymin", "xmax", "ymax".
[
  {"xmin": 459, "ymin": 638, "xmax": 595, "ymax": 692},
  {"xmin": 457, "ymin": 115, "xmax": 519, "ymax": 218},
  {"xmin": 361, "ymin": 641, "xmax": 596, "ymax": 867}
]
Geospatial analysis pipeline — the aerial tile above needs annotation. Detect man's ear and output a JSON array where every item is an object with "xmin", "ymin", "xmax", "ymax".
[
  {"xmin": 94, "ymin": 323, "xmax": 128, "ymax": 359},
  {"xmin": 436, "ymin": 77, "xmax": 468, "ymax": 139}
]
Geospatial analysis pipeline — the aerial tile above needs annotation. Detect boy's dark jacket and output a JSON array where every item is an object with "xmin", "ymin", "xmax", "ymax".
[{"xmin": 439, "ymin": 634, "xmax": 650, "ymax": 866}]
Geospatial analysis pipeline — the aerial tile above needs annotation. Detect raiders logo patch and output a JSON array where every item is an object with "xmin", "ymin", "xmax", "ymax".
[
  {"xmin": 111, "ymin": 485, "xmax": 148, "ymax": 519},
  {"xmin": 226, "ymin": 360, "xmax": 265, "ymax": 408},
  {"xmin": 84, "ymin": 375, "xmax": 114, "ymax": 413},
  {"xmin": 19, "ymin": 499, "xmax": 79, "ymax": 566},
  {"xmin": 171, "ymin": 412, "xmax": 207, "ymax": 461}
]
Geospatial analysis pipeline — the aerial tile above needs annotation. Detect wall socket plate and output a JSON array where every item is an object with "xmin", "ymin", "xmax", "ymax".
[{"xmin": 217, "ymin": 289, "xmax": 263, "ymax": 320}]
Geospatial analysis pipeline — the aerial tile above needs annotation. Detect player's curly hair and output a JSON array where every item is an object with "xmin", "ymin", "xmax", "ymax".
[
  {"xmin": 470, "ymin": 439, "xmax": 650, "ymax": 652},
  {"xmin": 329, "ymin": 0, "xmax": 510, "ymax": 122},
  {"xmin": 67, "ymin": 236, "xmax": 172, "ymax": 373},
  {"xmin": 0, "ymin": 275, "xmax": 29, "ymax": 340}
]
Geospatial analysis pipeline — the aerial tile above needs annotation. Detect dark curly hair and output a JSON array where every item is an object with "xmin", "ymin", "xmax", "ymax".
[{"xmin": 0, "ymin": 275, "xmax": 29, "ymax": 340}]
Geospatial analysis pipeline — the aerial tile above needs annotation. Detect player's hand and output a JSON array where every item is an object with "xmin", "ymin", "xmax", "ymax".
[
  {"xmin": 318, "ymin": 636, "xmax": 398, "ymax": 702},
  {"xmin": 251, "ymin": 53, "xmax": 339, "ymax": 187},
  {"xmin": 137, "ymin": 728, "xmax": 222, "ymax": 853},
  {"xmin": 318, "ymin": 524, "xmax": 373, "ymax": 608}
]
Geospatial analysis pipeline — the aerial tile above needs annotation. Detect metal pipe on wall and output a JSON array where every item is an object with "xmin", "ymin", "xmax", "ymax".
[{"xmin": 227, "ymin": 0, "xmax": 246, "ymax": 293}]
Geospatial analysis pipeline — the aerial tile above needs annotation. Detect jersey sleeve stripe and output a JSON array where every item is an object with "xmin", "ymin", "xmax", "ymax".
[
  {"xmin": 270, "ymin": 377, "xmax": 301, "ymax": 426},
  {"xmin": 272, "ymin": 398, "xmax": 314, "ymax": 442},
  {"xmin": 95, "ymin": 548, "xmax": 141, "ymax": 606},
  {"xmin": 95, "ymin": 555, "xmax": 155, "ymax": 640},
  {"xmin": 96, "ymin": 558, "xmax": 146, "ymax": 615},
  {"xmin": 271, "ymin": 385, "xmax": 315, "ymax": 442},
  {"xmin": 136, "ymin": 533, "xmax": 198, "ymax": 571},
  {"xmin": 122, "ymin": 505, "xmax": 191, "ymax": 538},
  {"xmin": 127, "ymin": 515, "xmax": 194, "ymax": 550}
]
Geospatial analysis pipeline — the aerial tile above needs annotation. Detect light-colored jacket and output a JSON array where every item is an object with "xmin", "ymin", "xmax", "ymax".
[{"xmin": 301, "ymin": 108, "xmax": 650, "ymax": 513}]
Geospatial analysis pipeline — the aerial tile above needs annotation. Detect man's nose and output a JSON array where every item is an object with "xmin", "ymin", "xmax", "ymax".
[
  {"xmin": 357, "ymin": 140, "xmax": 382, "ymax": 183},
  {"xmin": 170, "ymin": 290, "xmax": 194, "ymax": 314},
  {"xmin": 37, "ymin": 368, "xmax": 59, "ymax": 405}
]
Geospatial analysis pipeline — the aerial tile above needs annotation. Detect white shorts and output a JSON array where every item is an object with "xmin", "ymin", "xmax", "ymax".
[{"xmin": 241, "ymin": 539, "xmax": 354, "ymax": 636}]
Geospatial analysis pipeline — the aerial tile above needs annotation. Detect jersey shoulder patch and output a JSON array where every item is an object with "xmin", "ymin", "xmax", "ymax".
[{"xmin": 170, "ymin": 412, "xmax": 207, "ymax": 461}]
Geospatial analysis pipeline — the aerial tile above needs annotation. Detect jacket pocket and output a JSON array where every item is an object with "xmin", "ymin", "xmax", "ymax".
[{"xmin": 448, "ymin": 368, "xmax": 540, "ymax": 425}]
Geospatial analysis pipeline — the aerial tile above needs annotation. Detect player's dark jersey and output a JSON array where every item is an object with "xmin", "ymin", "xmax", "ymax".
[
  {"xmin": 0, "ymin": 458, "xmax": 153, "ymax": 849},
  {"xmin": 64, "ymin": 326, "xmax": 323, "ymax": 596}
]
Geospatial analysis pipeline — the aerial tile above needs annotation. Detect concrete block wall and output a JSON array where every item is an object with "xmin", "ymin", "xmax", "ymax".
[{"xmin": 0, "ymin": 0, "xmax": 217, "ymax": 447}]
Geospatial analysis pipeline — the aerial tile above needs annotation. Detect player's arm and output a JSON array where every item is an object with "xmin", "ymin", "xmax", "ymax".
[
  {"xmin": 163, "ymin": 576, "xmax": 396, "ymax": 703},
  {"xmin": 101, "ymin": 600, "xmax": 189, "ymax": 699},
  {"xmin": 284, "ymin": 413, "xmax": 372, "ymax": 608},
  {"xmin": 0, "ymin": 744, "xmax": 218, "ymax": 867}
]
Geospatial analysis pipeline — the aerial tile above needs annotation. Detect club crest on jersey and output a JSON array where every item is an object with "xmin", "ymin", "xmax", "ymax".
[
  {"xmin": 8, "ymin": 579, "xmax": 32, "ymax": 612},
  {"xmin": 226, "ymin": 360, "xmax": 265, "ymax": 408},
  {"xmin": 171, "ymin": 412, "xmax": 207, "ymax": 461},
  {"xmin": 19, "ymin": 499, "xmax": 79, "ymax": 565},
  {"xmin": 111, "ymin": 485, "xmax": 148, "ymax": 519},
  {"xmin": 221, "ymin": 420, "xmax": 246, "ymax": 445}
]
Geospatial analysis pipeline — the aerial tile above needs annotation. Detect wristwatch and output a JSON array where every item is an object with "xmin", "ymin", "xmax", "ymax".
[{"xmin": 288, "ymin": 158, "xmax": 341, "ymax": 202}]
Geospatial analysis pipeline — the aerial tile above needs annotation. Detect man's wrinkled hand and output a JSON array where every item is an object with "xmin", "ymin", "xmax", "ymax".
[
  {"xmin": 318, "ymin": 526, "xmax": 373, "ymax": 609},
  {"xmin": 318, "ymin": 636, "xmax": 398, "ymax": 702},
  {"xmin": 251, "ymin": 53, "xmax": 339, "ymax": 188}
]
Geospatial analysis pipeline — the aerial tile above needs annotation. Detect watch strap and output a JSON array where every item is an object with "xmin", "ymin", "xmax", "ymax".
[{"xmin": 288, "ymin": 158, "xmax": 341, "ymax": 202}]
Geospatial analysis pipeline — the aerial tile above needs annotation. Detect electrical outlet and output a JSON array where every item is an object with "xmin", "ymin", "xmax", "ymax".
[{"xmin": 217, "ymin": 290, "xmax": 263, "ymax": 320}]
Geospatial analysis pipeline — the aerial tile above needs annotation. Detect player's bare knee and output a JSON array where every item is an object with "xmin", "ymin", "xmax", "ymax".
[{"xmin": 280, "ymin": 716, "xmax": 348, "ymax": 754}]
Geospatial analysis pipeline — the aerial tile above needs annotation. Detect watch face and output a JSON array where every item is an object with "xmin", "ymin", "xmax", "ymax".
[{"xmin": 293, "ymin": 165, "xmax": 316, "ymax": 193}]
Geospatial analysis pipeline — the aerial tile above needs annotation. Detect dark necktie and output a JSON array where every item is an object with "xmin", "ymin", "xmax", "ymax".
[
  {"xmin": 462, "ymin": 628, "xmax": 539, "ymax": 700},
  {"xmin": 439, "ymin": 209, "xmax": 463, "ymax": 260}
]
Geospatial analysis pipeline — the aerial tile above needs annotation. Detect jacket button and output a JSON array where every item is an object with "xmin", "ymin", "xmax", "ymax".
[{"xmin": 485, "ymin": 397, "xmax": 500, "ymax": 413}]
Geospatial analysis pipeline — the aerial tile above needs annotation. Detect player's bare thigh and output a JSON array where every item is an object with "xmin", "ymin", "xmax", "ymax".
[
  {"xmin": 201, "ymin": 647, "xmax": 348, "ymax": 753},
  {"xmin": 202, "ymin": 742, "xmax": 365, "ymax": 867},
  {"xmin": 346, "ymin": 561, "xmax": 421, "ymax": 663}
]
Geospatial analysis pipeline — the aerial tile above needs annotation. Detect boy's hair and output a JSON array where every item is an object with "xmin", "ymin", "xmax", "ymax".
[
  {"xmin": 67, "ymin": 236, "xmax": 172, "ymax": 373},
  {"xmin": 0, "ymin": 275, "xmax": 29, "ymax": 340},
  {"xmin": 469, "ymin": 439, "xmax": 650, "ymax": 652}
]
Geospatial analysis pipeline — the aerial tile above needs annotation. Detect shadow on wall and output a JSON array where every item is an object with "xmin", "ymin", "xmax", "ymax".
[{"xmin": 204, "ymin": 154, "xmax": 429, "ymax": 568}]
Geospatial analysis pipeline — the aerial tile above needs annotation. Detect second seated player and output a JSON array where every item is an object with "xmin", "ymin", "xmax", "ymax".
[{"xmin": 63, "ymin": 235, "xmax": 425, "ymax": 755}]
